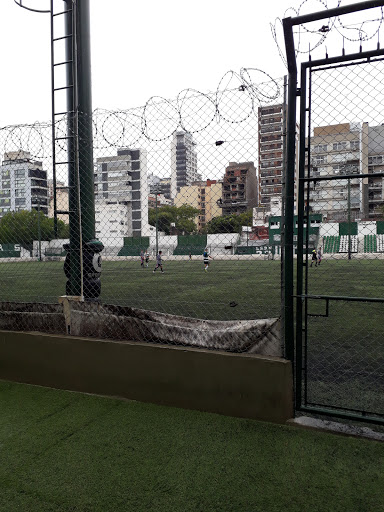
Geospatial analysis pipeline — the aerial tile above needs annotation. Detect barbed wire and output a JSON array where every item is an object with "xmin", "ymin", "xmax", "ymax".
[
  {"xmin": 0, "ymin": 70, "xmax": 283, "ymax": 158},
  {"xmin": 271, "ymin": 0, "xmax": 384, "ymax": 68}
]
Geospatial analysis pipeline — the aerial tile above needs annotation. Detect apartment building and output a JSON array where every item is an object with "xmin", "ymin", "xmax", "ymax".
[
  {"xmin": 0, "ymin": 150, "xmax": 48, "ymax": 218},
  {"xmin": 306, "ymin": 123, "xmax": 368, "ymax": 221},
  {"xmin": 258, "ymin": 104, "xmax": 285, "ymax": 208},
  {"xmin": 94, "ymin": 148, "xmax": 150, "ymax": 240},
  {"xmin": 368, "ymin": 125, "xmax": 384, "ymax": 218},
  {"xmin": 221, "ymin": 162, "xmax": 257, "ymax": 216},
  {"xmin": 170, "ymin": 131, "xmax": 199, "ymax": 199},
  {"xmin": 174, "ymin": 179, "xmax": 222, "ymax": 232}
]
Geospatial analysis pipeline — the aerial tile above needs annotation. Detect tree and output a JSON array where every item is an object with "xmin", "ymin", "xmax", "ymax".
[
  {"xmin": 174, "ymin": 204, "xmax": 200, "ymax": 234},
  {"xmin": 204, "ymin": 210, "xmax": 253, "ymax": 234},
  {"xmin": 0, "ymin": 210, "xmax": 69, "ymax": 247},
  {"xmin": 148, "ymin": 204, "xmax": 199, "ymax": 235}
]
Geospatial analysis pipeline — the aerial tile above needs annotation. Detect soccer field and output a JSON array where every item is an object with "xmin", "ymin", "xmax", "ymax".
[
  {"xmin": 0, "ymin": 256, "xmax": 384, "ymax": 321},
  {"xmin": 0, "ymin": 258, "xmax": 283, "ymax": 320}
]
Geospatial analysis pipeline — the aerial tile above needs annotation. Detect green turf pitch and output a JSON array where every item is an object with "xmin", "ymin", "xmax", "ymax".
[
  {"xmin": 0, "ymin": 380, "xmax": 383, "ymax": 512},
  {"xmin": 0, "ymin": 257, "xmax": 384, "ymax": 320},
  {"xmin": 0, "ymin": 258, "xmax": 282, "ymax": 320}
]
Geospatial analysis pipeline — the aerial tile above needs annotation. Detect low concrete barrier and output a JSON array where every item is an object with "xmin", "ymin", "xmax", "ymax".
[{"xmin": 0, "ymin": 330, "xmax": 293, "ymax": 424}]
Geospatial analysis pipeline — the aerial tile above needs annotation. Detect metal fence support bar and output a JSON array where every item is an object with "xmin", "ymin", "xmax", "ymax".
[
  {"xmin": 295, "ymin": 63, "xmax": 308, "ymax": 409},
  {"xmin": 298, "ymin": 405, "xmax": 384, "ymax": 426},
  {"xmin": 282, "ymin": 17, "xmax": 297, "ymax": 363},
  {"xmin": 290, "ymin": 0, "xmax": 384, "ymax": 26}
]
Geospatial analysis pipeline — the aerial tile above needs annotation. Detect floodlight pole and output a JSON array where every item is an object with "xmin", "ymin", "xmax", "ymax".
[
  {"xmin": 14, "ymin": 0, "xmax": 103, "ymax": 300},
  {"xmin": 63, "ymin": 0, "xmax": 103, "ymax": 299}
]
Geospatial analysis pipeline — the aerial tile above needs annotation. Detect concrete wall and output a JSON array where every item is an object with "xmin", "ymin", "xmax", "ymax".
[{"xmin": 0, "ymin": 330, "xmax": 293, "ymax": 424}]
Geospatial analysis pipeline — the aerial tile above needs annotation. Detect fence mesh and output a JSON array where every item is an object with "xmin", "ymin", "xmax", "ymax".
[{"xmin": 0, "ymin": 73, "xmax": 285, "ymax": 354}]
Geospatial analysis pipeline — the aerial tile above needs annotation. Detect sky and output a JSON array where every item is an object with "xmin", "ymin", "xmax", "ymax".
[
  {"xmin": 1, "ymin": 0, "xmax": 382, "ymax": 128},
  {"xmin": 0, "ymin": 0, "xmax": 326, "ymax": 127}
]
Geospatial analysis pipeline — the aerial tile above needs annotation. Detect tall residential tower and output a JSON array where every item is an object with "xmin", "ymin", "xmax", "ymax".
[{"xmin": 171, "ymin": 131, "xmax": 199, "ymax": 199}]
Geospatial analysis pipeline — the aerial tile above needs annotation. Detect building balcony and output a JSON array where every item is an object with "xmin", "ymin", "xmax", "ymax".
[{"xmin": 222, "ymin": 199, "xmax": 248, "ymax": 207}]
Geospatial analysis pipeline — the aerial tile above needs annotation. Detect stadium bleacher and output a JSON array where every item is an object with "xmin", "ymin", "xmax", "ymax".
[
  {"xmin": 323, "ymin": 235, "xmax": 340, "ymax": 253},
  {"xmin": 377, "ymin": 234, "xmax": 384, "ymax": 252},
  {"xmin": 339, "ymin": 235, "xmax": 358, "ymax": 253},
  {"xmin": 364, "ymin": 234, "xmax": 377, "ymax": 253}
]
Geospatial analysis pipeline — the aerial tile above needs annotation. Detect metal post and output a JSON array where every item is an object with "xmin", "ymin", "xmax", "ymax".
[
  {"xmin": 63, "ymin": 0, "xmax": 103, "ymax": 300},
  {"xmin": 155, "ymin": 192, "xmax": 159, "ymax": 256},
  {"xmin": 281, "ymin": 75, "xmax": 288, "ymax": 341},
  {"xmin": 64, "ymin": 0, "xmax": 81, "ymax": 296},
  {"xmin": 348, "ymin": 179, "xmax": 351, "ymax": 260},
  {"xmin": 75, "ymin": 0, "xmax": 95, "ymax": 243},
  {"xmin": 37, "ymin": 202, "xmax": 42, "ymax": 261},
  {"xmin": 282, "ymin": 17, "xmax": 297, "ymax": 363},
  {"xmin": 295, "ymin": 63, "xmax": 309, "ymax": 410}
]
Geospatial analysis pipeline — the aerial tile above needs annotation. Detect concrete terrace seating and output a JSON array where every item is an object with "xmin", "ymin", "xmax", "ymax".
[
  {"xmin": 339, "ymin": 235, "xmax": 358, "ymax": 253},
  {"xmin": 364, "ymin": 234, "xmax": 377, "ymax": 253},
  {"xmin": 323, "ymin": 235, "xmax": 358, "ymax": 253},
  {"xmin": 377, "ymin": 234, "xmax": 384, "ymax": 252},
  {"xmin": 323, "ymin": 235, "xmax": 340, "ymax": 253}
]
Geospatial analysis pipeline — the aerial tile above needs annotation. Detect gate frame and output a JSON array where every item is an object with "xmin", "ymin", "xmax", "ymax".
[{"xmin": 283, "ymin": 0, "xmax": 384, "ymax": 425}]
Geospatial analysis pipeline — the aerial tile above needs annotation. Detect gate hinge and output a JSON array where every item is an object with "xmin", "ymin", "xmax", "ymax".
[{"xmin": 296, "ymin": 87, "xmax": 301, "ymax": 96}]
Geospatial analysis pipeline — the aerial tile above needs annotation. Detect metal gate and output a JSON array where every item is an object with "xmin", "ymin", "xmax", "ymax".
[
  {"xmin": 283, "ymin": 2, "xmax": 384, "ymax": 425},
  {"xmin": 295, "ymin": 52, "xmax": 384, "ymax": 425}
]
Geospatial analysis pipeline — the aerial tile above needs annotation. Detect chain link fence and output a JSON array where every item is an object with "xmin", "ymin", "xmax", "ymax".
[{"xmin": 0, "ymin": 73, "xmax": 286, "ymax": 355}]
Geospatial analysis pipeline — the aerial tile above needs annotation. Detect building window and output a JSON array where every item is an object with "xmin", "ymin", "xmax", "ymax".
[
  {"xmin": 312, "ymin": 155, "xmax": 327, "ymax": 165},
  {"xmin": 350, "ymin": 140, "xmax": 360, "ymax": 150},
  {"xmin": 332, "ymin": 154, "xmax": 346, "ymax": 163},
  {"xmin": 312, "ymin": 144, "xmax": 327, "ymax": 153},
  {"xmin": 368, "ymin": 156, "xmax": 383, "ymax": 165},
  {"xmin": 15, "ymin": 170, "xmax": 26, "ymax": 177},
  {"xmin": 15, "ymin": 189, "xmax": 25, "ymax": 197},
  {"xmin": 333, "ymin": 142, "xmax": 347, "ymax": 151}
]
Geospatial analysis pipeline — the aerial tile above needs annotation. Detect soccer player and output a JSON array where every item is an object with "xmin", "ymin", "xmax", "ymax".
[
  {"xmin": 317, "ymin": 247, "xmax": 322, "ymax": 266},
  {"xmin": 310, "ymin": 248, "xmax": 318, "ymax": 267},
  {"xmin": 140, "ymin": 250, "xmax": 144, "ymax": 267},
  {"xmin": 203, "ymin": 247, "xmax": 213, "ymax": 272},
  {"xmin": 153, "ymin": 251, "xmax": 164, "ymax": 273},
  {"xmin": 145, "ymin": 251, "xmax": 150, "ymax": 267}
]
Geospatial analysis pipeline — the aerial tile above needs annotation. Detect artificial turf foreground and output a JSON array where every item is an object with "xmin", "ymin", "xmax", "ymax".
[{"xmin": 0, "ymin": 381, "xmax": 383, "ymax": 512}]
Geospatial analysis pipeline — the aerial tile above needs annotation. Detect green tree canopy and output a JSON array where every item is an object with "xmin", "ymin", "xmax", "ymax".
[
  {"xmin": 0, "ymin": 210, "xmax": 69, "ymax": 247},
  {"xmin": 204, "ymin": 210, "xmax": 253, "ymax": 234},
  {"xmin": 148, "ymin": 204, "xmax": 199, "ymax": 235}
]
